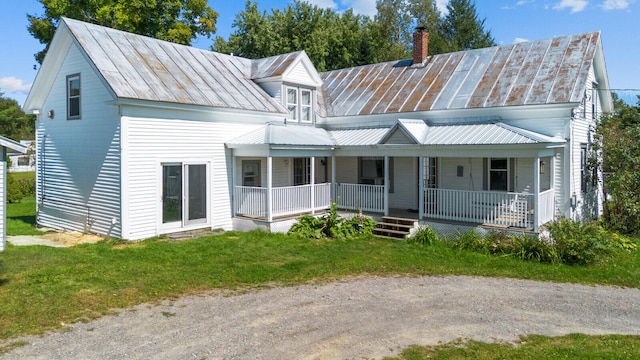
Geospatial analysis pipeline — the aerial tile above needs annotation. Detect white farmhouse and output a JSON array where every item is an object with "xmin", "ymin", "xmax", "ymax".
[{"xmin": 23, "ymin": 18, "xmax": 612, "ymax": 240}]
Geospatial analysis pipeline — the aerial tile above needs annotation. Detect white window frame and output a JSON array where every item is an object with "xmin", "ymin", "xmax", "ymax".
[
  {"xmin": 285, "ymin": 85, "xmax": 314, "ymax": 124},
  {"xmin": 67, "ymin": 74, "xmax": 81, "ymax": 120},
  {"xmin": 488, "ymin": 158, "xmax": 509, "ymax": 191},
  {"xmin": 158, "ymin": 160, "xmax": 211, "ymax": 233}
]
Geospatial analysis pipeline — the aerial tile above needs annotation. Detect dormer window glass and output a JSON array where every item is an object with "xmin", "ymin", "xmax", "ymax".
[
  {"xmin": 301, "ymin": 89, "xmax": 311, "ymax": 122},
  {"xmin": 286, "ymin": 87, "xmax": 298, "ymax": 120},
  {"xmin": 285, "ymin": 86, "xmax": 313, "ymax": 124}
]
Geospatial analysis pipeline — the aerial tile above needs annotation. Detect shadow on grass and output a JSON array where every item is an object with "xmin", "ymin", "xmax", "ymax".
[{"xmin": 8, "ymin": 215, "xmax": 36, "ymax": 225}]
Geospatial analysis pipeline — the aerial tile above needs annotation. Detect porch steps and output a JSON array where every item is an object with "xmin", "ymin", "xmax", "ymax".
[{"xmin": 373, "ymin": 216, "xmax": 417, "ymax": 240}]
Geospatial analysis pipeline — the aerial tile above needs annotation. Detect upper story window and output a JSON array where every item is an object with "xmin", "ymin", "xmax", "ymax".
[
  {"xmin": 67, "ymin": 74, "xmax": 81, "ymax": 120},
  {"xmin": 285, "ymin": 86, "xmax": 313, "ymax": 124}
]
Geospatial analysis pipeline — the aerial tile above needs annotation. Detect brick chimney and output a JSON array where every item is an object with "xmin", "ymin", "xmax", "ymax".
[{"xmin": 412, "ymin": 26, "xmax": 429, "ymax": 66}]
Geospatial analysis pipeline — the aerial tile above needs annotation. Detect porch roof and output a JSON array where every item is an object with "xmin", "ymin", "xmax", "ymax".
[
  {"xmin": 226, "ymin": 123, "xmax": 335, "ymax": 148},
  {"xmin": 414, "ymin": 121, "xmax": 565, "ymax": 145},
  {"xmin": 226, "ymin": 120, "xmax": 565, "ymax": 149}
]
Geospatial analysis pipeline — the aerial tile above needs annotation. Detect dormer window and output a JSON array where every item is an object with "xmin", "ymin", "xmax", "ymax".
[{"xmin": 285, "ymin": 86, "xmax": 313, "ymax": 123}]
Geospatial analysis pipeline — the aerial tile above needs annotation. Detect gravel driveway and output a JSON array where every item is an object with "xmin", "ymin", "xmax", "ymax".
[{"xmin": 3, "ymin": 275, "xmax": 640, "ymax": 359}]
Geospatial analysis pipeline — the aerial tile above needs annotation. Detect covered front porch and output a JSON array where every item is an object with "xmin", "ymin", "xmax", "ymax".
[
  {"xmin": 233, "ymin": 181, "xmax": 555, "ymax": 231},
  {"xmin": 226, "ymin": 120, "xmax": 565, "ymax": 233}
]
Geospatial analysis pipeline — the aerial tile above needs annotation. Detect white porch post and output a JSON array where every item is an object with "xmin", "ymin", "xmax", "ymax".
[
  {"xmin": 534, "ymin": 157, "xmax": 540, "ymax": 232},
  {"xmin": 310, "ymin": 156, "xmax": 315, "ymax": 215},
  {"xmin": 231, "ymin": 150, "xmax": 236, "ymax": 217},
  {"xmin": 550, "ymin": 155, "xmax": 556, "ymax": 220},
  {"xmin": 384, "ymin": 156, "xmax": 389, "ymax": 216},
  {"xmin": 418, "ymin": 156, "xmax": 424, "ymax": 220},
  {"xmin": 267, "ymin": 156, "xmax": 273, "ymax": 222},
  {"xmin": 331, "ymin": 155, "xmax": 336, "ymax": 201}
]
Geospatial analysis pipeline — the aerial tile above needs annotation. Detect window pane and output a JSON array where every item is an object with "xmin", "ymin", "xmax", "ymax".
[
  {"xmin": 301, "ymin": 89, "xmax": 311, "ymax": 105},
  {"xmin": 301, "ymin": 107, "xmax": 311, "ymax": 121},
  {"xmin": 242, "ymin": 160, "xmax": 260, "ymax": 187},
  {"xmin": 69, "ymin": 78, "xmax": 80, "ymax": 96},
  {"xmin": 490, "ymin": 171, "xmax": 507, "ymax": 191},
  {"xmin": 163, "ymin": 165, "xmax": 182, "ymax": 223},
  {"xmin": 69, "ymin": 98, "xmax": 80, "ymax": 117},
  {"xmin": 287, "ymin": 88, "xmax": 297, "ymax": 104},
  {"xmin": 491, "ymin": 158, "xmax": 507, "ymax": 170},
  {"xmin": 187, "ymin": 164, "xmax": 207, "ymax": 221}
]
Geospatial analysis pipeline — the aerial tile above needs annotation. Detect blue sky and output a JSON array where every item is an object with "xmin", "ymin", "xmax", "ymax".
[{"xmin": 1, "ymin": 0, "xmax": 638, "ymax": 105}]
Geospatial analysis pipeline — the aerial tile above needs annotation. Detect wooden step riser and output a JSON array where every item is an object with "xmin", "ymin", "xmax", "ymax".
[
  {"xmin": 380, "ymin": 216, "xmax": 416, "ymax": 227},
  {"xmin": 373, "ymin": 229, "xmax": 407, "ymax": 239},
  {"xmin": 376, "ymin": 223, "xmax": 413, "ymax": 231}
]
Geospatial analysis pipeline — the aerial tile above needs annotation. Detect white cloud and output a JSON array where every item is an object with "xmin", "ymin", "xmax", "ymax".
[
  {"xmin": 601, "ymin": 0, "xmax": 632, "ymax": 10},
  {"xmin": 305, "ymin": 0, "xmax": 338, "ymax": 9},
  {"xmin": 0, "ymin": 77, "xmax": 31, "ymax": 93},
  {"xmin": 436, "ymin": 0, "xmax": 449, "ymax": 14},
  {"xmin": 514, "ymin": 37, "xmax": 530, "ymax": 43},
  {"xmin": 340, "ymin": 0, "xmax": 377, "ymax": 17},
  {"xmin": 553, "ymin": 0, "xmax": 589, "ymax": 13}
]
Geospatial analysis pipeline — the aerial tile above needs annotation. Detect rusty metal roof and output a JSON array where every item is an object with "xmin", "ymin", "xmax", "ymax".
[
  {"xmin": 251, "ymin": 52, "xmax": 304, "ymax": 80},
  {"xmin": 62, "ymin": 17, "xmax": 287, "ymax": 113},
  {"xmin": 320, "ymin": 32, "xmax": 602, "ymax": 117}
]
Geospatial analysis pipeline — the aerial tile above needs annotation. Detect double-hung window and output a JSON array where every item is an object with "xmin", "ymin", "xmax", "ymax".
[
  {"xmin": 67, "ymin": 74, "xmax": 81, "ymax": 119},
  {"xmin": 285, "ymin": 86, "xmax": 313, "ymax": 123},
  {"xmin": 489, "ymin": 158, "xmax": 508, "ymax": 191}
]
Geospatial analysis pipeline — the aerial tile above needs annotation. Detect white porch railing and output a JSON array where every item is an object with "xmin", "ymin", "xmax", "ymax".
[
  {"xmin": 334, "ymin": 183, "xmax": 385, "ymax": 213},
  {"xmin": 538, "ymin": 189, "xmax": 555, "ymax": 225},
  {"xmin": 423, "ymin": 188, "xmax": 554, "ymax": 228},
  {"xmin": 235, "ymin": 183, "xmax": 332, "ymax": 219},
  {"xmin": 234, "ymin": 183, "xmax": 554, "ymax": 229}
]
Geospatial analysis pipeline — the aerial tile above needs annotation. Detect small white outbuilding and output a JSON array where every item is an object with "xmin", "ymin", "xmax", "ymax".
[{"xmin": 0, "ymin": 137, "xmax": 28, "ymax": 251}]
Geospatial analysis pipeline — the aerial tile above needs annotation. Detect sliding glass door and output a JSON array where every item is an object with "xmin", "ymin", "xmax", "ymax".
[{"xmin": 162, "ymin": 163, "xmax": 208, "ymax": 226}]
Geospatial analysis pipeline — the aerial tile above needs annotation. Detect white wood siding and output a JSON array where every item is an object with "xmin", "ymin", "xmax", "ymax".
[
  {"xmin": 256, "ymin": 81, "xmax": 282, "ymax": 103},
  {"xmin": 335, "ymin": 157, "xmax": 358, "ymax": 183},
  {"xmin": 285, "ymin": 61, "xmax": 314, "ymax": 85},
  {"xmin": 123, "ymin": 116, "xmax": 263, "ymax": 240},
  {"xmin": 385, "ymin": 129, "xmax": 414, "ymax": 144},
  {"xmin": 36, "ymin": 42, "xmax": 122, "ymax": 238},
  {"xmin": 569, "ymin": 65, "xmax": 601, "ymax": 220},
  {"xmin": 439, "ymin": 158, "xmax": 484, "ymax": 191}
]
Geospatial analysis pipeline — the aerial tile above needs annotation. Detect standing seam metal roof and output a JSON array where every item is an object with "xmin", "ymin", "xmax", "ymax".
[
  {"xmin": 226, "ymin": 121, "xmax": 564, "ymax": 147},
  {"xmin": 320, "ymin": 32, "xmax": 600, "ymax": 117},
  {"xmin": 63, "ymin": 17, "xmax": 287, "ymax": 113}
]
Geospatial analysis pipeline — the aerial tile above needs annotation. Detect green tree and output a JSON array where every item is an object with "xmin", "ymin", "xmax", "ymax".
[
  {"xmin": 441, "ymin": 0, "xmax": 496, "ymax": 51},
  {"xmin": 214, "ymin": 0, "xmax": 376, "ymax": 71},
  {"xmin": 595, "ymin": 94, "xmax": 640, "ymax": 234},
  {"xmin": 370, "ymin": 0, "xmax": 412, "ymax": 62},
  {"xmin": 0, "ymin": 93, "xmax": 35, "ymax": 140},
  {"xmin": 407, "ymin": 0, "xmax": 448, "ymax": 55},
  {"xmin": 28, "ymin": 0, "xmax": 218, "ymax": 63},
  {"xmin": 213, "ymin": 0, "xmax": 497, "ymax": 69}
]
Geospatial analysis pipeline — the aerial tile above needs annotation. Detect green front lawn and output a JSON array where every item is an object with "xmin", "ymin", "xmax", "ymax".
[
  {"xmin": 2, "ymin": 194, "xmax": 639, "ymax": 358},
  {"xmin": 6, "ymin": 197, "xmax": 42, "ymax": 236}
]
